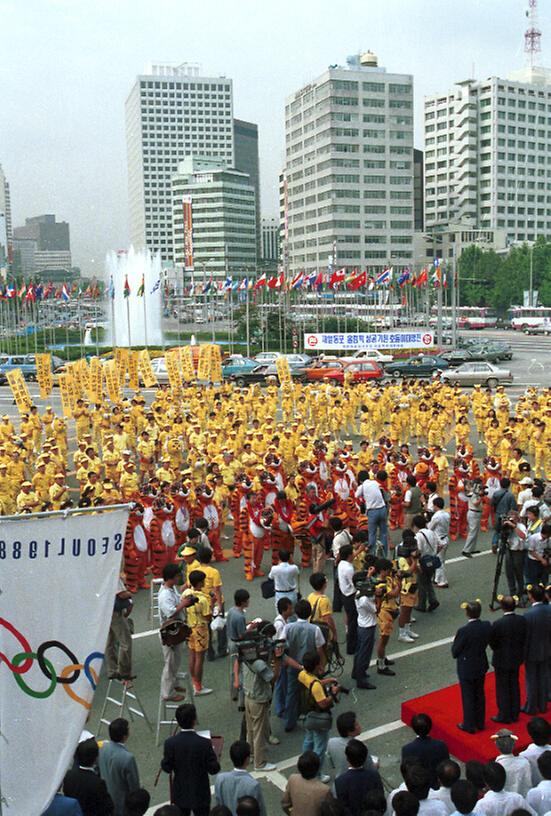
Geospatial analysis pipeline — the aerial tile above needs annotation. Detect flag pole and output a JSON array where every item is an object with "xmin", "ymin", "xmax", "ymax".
[
  {"xmin": 246, "ymin": 280, "xmax": 250, "ymax": 358},
  {"xmin": 126, "ymin": 296, "xmax": 132, "ymax": 349},
  {"xmin": 110, "ymin": 285, "xmax": 117, "ymax": 352},
  {"xmin": 143, "ymin": 289, "xmax": 149, "ymax": 349}
]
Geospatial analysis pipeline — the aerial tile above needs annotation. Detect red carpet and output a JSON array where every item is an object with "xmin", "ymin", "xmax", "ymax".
[{"xmin": 401, "ymin": 669, "xmax": 548, "ymax": 763}]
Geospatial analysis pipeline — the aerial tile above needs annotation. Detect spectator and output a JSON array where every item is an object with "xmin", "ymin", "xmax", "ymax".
[
  {"xmin": 428, "ymin": 760, "xmax": 461, "ymax": 815},
  {"xmin": 392, "ymin": 791, "xmax": 421, "ymax": 816},
  {"xmin": 158, "ymin": 563, "xmax": 195, "ymax": 702},
  {"xmin": 327, "ymin": 712, "xmax": 376, "ymax": 778},
  {"xmin": 465, "ymin": 760, "xmax": 487, "ymax": 800},
  {"xmin": 401, "ymin": 714, "xmax": 450, "ymax": 790},
  {"xmin": 523, "ymin": 585, "xmax": 551, "ymax": 716},
  {"xmin": 477, "ymin": 762, "xmax": 533, "ymax": 816},
  {"xmin": 123, "ymin": 789, "xmax": 150, "ymax": 816},
  {"xmin": 227, "ymin": 590, "xmax": 250, "ymax": 649},
  {"xmin": 520, "ymin": 719, "xmax": 551, "ymax": 786},
  {"xmin": 337, "ymin": 544, "xmax": 358, "ymax": 655},
  {"xmin": 42, "ymin": 791, "xmax": 83, "ymax": 815},
  {"xmin": 355, "ymin": 471, "xmax": 388, "ymax": 556},
  {"xmin": 160, "ymin": 703, "xmax": 220, "ymax": 816},
  {"xmin": 352, "ymin": 567, "xmax": 378, "ymax": 691},
  {"xmin": 412, "ymin": 515, "xmax": 441, "ymax": 613},
  {"xmin": 241, "ymin": 636, "xmax": 277, "ymax": 772},
  {"xmin": 387, "ymin": 758, "xmax": 421, "ymax": 813},
  {"xmin": 153, "ymin": 808, "xmax": 181, "ymax": 816},
  {"xmin": 330, "ymin": 517, "xmax": 352, "ymax": 612},
  {"xmin": 449, "ymin": 780, "xmax": 481, "ymax": 816},
  {"xmin": 269, "ymin": 549, "xmax": 299, "ymax": 606},
  {"xmin": 105, "ymin": 576, "xmax": 135, "ymax": 683},
  {"xmin": 488, "ymin": 595, "xmax": 527, "ymax": 724},
  {"xmin": 309, "ymin": 572, "xmax": 338, "ymax": 644},
  {"xmin": 526, "ymin": 750, "xmax": 551, "ymax": 815},
  {"xmin": 403, "ymin": 474, "xmax": 424, "ymax": 531},
  {"xmin": 283, "ymin": 599, "xmax": 325, "ymax": 732},
  {"xmin": 362, "ymin": 789, "xmax": 387, "ymax": 815},
  {"xmin": 492, "ymin": 729, "xmax": 532, "ymax": 797},
  {"xmin": 236, "ymin": 797, "xmax": 260, "ymax": 816},
  {"xmin": 215, "ymin": 741, "xmax": 266, "ymax": 816},
  {"xmin": 198, "ymin": 546, "xmax": 228, "ymax": 661},
  {"xmin": 98, "ymin": 718, "xmax": 140, "ymax": 816},
  {"xmin": 299, "ymin": 650, "xmax": 339, "ymax": 779},
  {"xmin": 334, "ymin": 739, "xmax": 383, "ymax": 816},
  {"xmin": 404, "ymin": 764, "xmax": 447, "ymax": 815},
  {"xmin": 63, "ymin": 738, "xmax": 114, "ymax": 816},
  {"xmin": 281, "ymin": 751, "xmax": 331, "ymax": 816},
  {"xmin": 273, "ymin": 596, "xmax": 294, "ymax": 719}
]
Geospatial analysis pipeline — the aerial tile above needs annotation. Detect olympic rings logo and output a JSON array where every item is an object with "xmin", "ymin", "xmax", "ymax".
[{"xmin": 1, "ymin": 617, "xmax": 103, "ymax": 709}]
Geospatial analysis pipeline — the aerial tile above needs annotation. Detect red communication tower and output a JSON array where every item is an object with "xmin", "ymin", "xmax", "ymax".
[{"xmin": 525, "ymin": 0, "xmax": 542, "ymax": 67}]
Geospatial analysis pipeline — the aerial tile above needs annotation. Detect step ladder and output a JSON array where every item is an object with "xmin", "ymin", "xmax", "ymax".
[
  {"xmin": 155, "ymin": 671, "xmax": 195, "ymax": 746},
  {"xmin": 150, "ymin": 578, "xmax": 163, "ymax": 623},
  {"xmin": 96, "ymin": 679, "xmax": 153, "ymax": 738}
]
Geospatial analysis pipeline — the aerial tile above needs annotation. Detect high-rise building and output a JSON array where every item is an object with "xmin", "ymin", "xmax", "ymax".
[
  {"xmin": 413, "ymin": 149, "xmax": 424, "ymax": 231},
  {"xmin": 0, "ymin": 164, "xmax": 12, "ymax": 273},
  {"xmin": 424, "ymin": 71, "xmax": 551, "ymax": 242},
  {"xmin": 12, "ymin": 214, "xmax": 71, "ymax": 276},
  {"xmin": 126, "ymin": 62, "xmax": 251, "ymax": 263},
  {"xmin": 261, "ymin": 217, "xmax": 280, "ymax": 262},
  {"xmin": 284, "ymin": 51, "xmax": 414, "ymax": 276},
  {"xmin": 172, "ymin": 156, "xmax": 257, "ymax": 278},
  {"xmin": 234, "ymin": 119, "xmax": 261, "ymax": 256}
]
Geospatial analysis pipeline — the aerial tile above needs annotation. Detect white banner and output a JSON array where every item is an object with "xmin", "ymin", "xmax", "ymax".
[
  {"xmin": 0, "ymin": 507, "xmax": 130, "ymax": 815},
  {"xmin": 304, "ymin": 331, "xmax": 434, "ymax": 351}
]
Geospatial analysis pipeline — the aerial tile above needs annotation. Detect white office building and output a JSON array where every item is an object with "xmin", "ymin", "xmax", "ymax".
[
  {"xmin": 172, "ymin": 156, "xmax": 257, "ymax": 279},
  {"xmin": 125, "ymin": 63, "xmax": 235, "ymax": 262},
  {"xmin": 0, "ymin": 164, "xmax": 12, "ymax": 272},
  {"xmin": 424, "ymin": 68, "xmax": 551, "ymax": 242},
  {"xmin": 284, "ymin": 52, "xmax": 414, "ymax": 276}
]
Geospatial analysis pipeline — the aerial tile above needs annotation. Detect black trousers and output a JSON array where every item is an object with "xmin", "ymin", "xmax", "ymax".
[
  {"xmin": 494, "ymin": 667, "xmax": 521, "ymax": 722},
  {"xmin": 460, "ymin": 675, "xmax": 486, "ymax": 730},
  {"xmin": 524, "ymin": 660, "xmax": 549, "ymax": 714},
  {"xmin": 342, "ymin": 593, "xmax": 358, "ymax": 655}
]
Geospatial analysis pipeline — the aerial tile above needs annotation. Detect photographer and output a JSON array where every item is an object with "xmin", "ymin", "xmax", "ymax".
[
  {"xmin": 396, "ymin": 532, "xmax": 420, "ymax": 644},
  {"xmin": 158, "ymin": 564, "xmax": 197, "ymax": 703},
  {"xmin": 412, "ymin": 515, "xmax": 440, "ymax": 614},
  {"xmin": 525, "ymin": 521, "xmax": 551, "ymax": 586},
  {"xmin": 351, "ymin": 567, "xmax": 378, "ymax": 690},
  {"xmin": 299, "ymin": 650, "xmax": 342, "ymax": 780},
  {"xmin": 500, "ymin": 512, "xmax": 527, "ymax": 598},
  {"xmin": 491, "ymin": 478, "xmax": 517, "ymax": 548},
  {"xmin": 241, "ymin": 630, "xmax": 278, "ymax": 773},
  {"xmin": 461, "ymin": 479, "xmax": 484, "ymax": 558},
  {"xmin": 374, "ymin": 558, "xmax": 400, "ymax": 677},
  {"xmin": 428, "ymin": 497, "xmax": 450, "ymax": 588}
]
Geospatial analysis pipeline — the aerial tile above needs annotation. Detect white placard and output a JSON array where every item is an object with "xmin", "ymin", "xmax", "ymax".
[
  {"xmin": 0, "ymin": 507, "xmax": 130, "ymax": 815},
  {"xmin": 304, "ymin": 331, "xmax": 434, "ymax": 351}
]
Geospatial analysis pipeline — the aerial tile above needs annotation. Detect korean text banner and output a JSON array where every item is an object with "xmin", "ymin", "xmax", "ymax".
[
  {"xmin": 304, "ymin": 331, "xmax": 434, "ymax": 351},
  {"xmin": 0, "ymin": 507, "xmax": 130, "ymax": 815}
]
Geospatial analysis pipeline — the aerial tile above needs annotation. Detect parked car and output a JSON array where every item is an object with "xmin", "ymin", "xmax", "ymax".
[
  {"xmin": 478, "ymin": 341, "xmax": 513, "ymax": 360},
  {"xmin": 221, "ymin": 356, "xmax": 258, "ymax": 378},
  {"xmin": 524, "ymin": 320, "xmax": 551, "ymax": 336},
  {"xmin": 0, "ymin": 353, "xmax": 40, "ymax": 382},
  {"xmin": 440, "ymin": 361, "xmax": 513, "ymax": 388},
  {"xmin": 254, "ymin": 352, "xmax": 282, "ymax": 364},
  {"xmin": 384, "ymin": 355, "xmax": 450, "ymax": 378},
  {"xmin": 303, "ymin": 360, "xmax": 384, "ymax": 384},
  {"xmin": 322, "ymin": 348, "xmax": 394, "ymax": 364},
  {"xmin": 227, "ymin": 364, "xmax": 281, "ymax": 386},
  {"xmin": 441, "ymin": 349, "xmax": 481, "ymax": 366}
]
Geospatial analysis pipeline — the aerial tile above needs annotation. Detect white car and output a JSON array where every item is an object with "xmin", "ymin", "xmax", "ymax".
[
  {"xmin": 321, "ymin": 348, "xmax": 394, "ymax": 364},
  {"xmin": 254, "ymin": 352, "xmax": 282, "ymax": 364}
]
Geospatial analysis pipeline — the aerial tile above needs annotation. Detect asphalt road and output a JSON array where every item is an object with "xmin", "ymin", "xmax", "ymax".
[{"xmin": 1, "ymin": 327, "xmax": 549, "ymax": 814}]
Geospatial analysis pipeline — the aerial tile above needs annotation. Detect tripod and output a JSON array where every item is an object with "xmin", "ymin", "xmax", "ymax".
[{"xmin": 489, "ymin": 542, "xmax": 506, "ymax": 611}]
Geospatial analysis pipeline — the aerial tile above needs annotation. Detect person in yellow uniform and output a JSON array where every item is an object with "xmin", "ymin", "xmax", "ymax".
[
  {"xmin": 32, "ymin": 461, "xmax": 51, "ymax": 506},
  {"xmin": 81, "ymin": 471, "xmax": 103, "ymax": 505},
  {"xmin": 73, "ymin": 399, "xmax": 91, "ymax": 440},
  {"xmin": 28, "ymin": 406, "xmax": 43, "ymax": 452},
  {"xmin": 308, "ymin": 572, "xmax": 338, "ymax": 650},
  {"xmin": 16, "ymin": 481, "xmax": 41, "ymax": 513},
  {"xmin": 102, "ymin": 436, "xmax": 120, "ymax": 484},
  {"xmin": 196, "ymin": 547, "xmax": 227, "ymax": 660},
  {"xmin": 374, "ymin": 559, "xmax": 400, "ymax": 677},
  {"xmin": 41, "ymin": 406, "xmax": 55, "ymax": 438},
  {"xmin": 102, "ymin": 480, "xmax": 122, "ymax": 505},
  {"xmin": 0, "ymin": 415, "xmax": 14, "ymax": 444},
  {"xmin": 49, "ymin": 473, "xmax": 70, "ymax": 510},
  {"xmin": 182, "ymin": 569, "xmax": 213, "ymax": 695},
  {"xmin": 119, "ymin": 461, "xmax": 140, "ymax": 501},
  {"xmin": 10, "ymin": 450, "xmax": 26, "ymax": 484}
]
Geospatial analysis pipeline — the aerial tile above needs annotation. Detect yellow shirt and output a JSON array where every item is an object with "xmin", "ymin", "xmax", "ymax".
[
  {"xmin": 199, "ymin": 564, "xmax": 222, "ymax": 599},
  {"xmin": 182, "ymin": 588, "xmax": 211, "ymax": 627},
  {"xmin": 308, "ymin": 592, "xmax": 332, "ymax": 622},
  {"xmin": 298, "ymin": 670, "xmax": 326, "ymax": 705}
]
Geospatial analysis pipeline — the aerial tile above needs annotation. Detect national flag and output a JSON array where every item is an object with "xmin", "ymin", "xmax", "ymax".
[
  {"xmin": 314, "ymin": 271, "xmax": 324, "ymax": 291},
  {"xmin": 222, "ymin": 276, "xmax": 233, "ymax": 292},
  {"xmin": 442, "ymin": 269, "xmax": 448, "ymax": 289},
  {"xmin": 123, "ymin": 275, "xmax": 131, "ymax": 298},
  {"xmin": 397, "ymin": 268, "xmax": 411, "ymax": 288},
  {"xmin": 254, "ymin": 273, "xmax": 267, "ymax": 290},
  {"xmin": 290, "ymin": 271, "xmax": 303, "ymax": 290},
  {"xmin": 61, "ymin": 282, "xmax": 70, "ymax": 301},
  {"xmin": 415, "ymin": 267, "xmax": 429, "ymax": 288},
  {"xmin": 348, "ymin": 270, "xmax": 368, "ymax": 291},
  {"xmin": 375, "ymin": 268, "xmax": 392, "ymax": 287},
  {"xmin": 18, "ymin": 281, "xmax": 27, "ymax": 299},
  {"xmin": 25, "ymin": 284, "xmax": 36, "ymax": 303},
  {"xmin": 202, "ymin": 281, "xmax": 211, "ymax": 294},
  {"xmin": 35, "ymin": 282, "xmax": 44, "ymax": 301},
  {"xmin": 137, "ymin": 275, "xmax": 145, "ymax": 297},
  {"xmin": 0, "ymin": 285, "xmax": 5, "ymax": 300},
  {"xmin": 108, "ymin": 276, "xmax": 115, "ymax": 300},
  {"xmin": 6, "ymin": 282, "xmax": 15, "ymax": 299},
  {"xmin": 368, "ymin": 275, "xmax": 376, "ymax": 291},
  {"xmin": 238, "ymin": 277, "xmax": 249, "ymax": 291},
  {"xmin": 329, "ymin": 268, "xmax": 346, "ymax": 289},
  {"xmin": 150, "ymin": 278, "xmax": 160, "ymax": 294},
  {"xmin": 304, "ymin": 270, "xmax": 318, "ymax": 288},
  {"xmin": 231, "ymin": 280, "xmax": 240, "ymax": 291}
]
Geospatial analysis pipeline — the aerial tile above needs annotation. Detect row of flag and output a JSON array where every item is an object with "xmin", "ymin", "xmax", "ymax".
[{"xmin": 0, "ymin": 280, "xmax": 94, "ymax": 303}]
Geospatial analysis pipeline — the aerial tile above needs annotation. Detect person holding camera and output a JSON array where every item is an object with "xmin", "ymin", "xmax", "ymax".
[
  {"xmin": 412, "ymin": 515, "xmax": 440, "ymax": 613},
  {"xmin": 351, "ymin": 567, "xmax": 378, "ymax": 690},
  {"xmin": 374, "ymin": 558, "xmax": 400, "ymax": 677},
  {"xmin": 158, "ymin": 563, "xmax": 197, "ymax": 702},
  {"xmin": 182, "ymin": 570, "xmax": 213, "ymax": 696},
  {"xmin": 299, "ymin": 650, "xmax": 342, "ymax": 781},
  {"xmin": 501, "ymin": 512, "xmax": 527, "ymax": 598},
  {"xmin": 525, "ymin": 521, "xmax": 551, "ymax": 587},
  {"xmin": 241, "ymin": 637, "xmax": 278, "ymax": 772},
  {"xmin": 428, "ymin": 496, "xmax": 450, "ymax": 588},
  {"xmin": 396, "ymin": 532, "xmax": 420, "ymax": 644},
  {"xmin": 461, "ymin": 479, "xmax": 484, "ymax": 558}
]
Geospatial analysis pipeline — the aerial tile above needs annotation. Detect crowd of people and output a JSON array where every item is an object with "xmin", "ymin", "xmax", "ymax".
[{"xmin": 16, "ymin": 372, "xmax": 551, "ymax": 815}]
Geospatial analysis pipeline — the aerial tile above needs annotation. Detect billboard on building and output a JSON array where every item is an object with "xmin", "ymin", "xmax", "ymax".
[
  {"xmin": 304, "ymin": 331, "xmax": 434, "ymax": 351},
  {"xmin": 182, "ymin": 196, "xmax": 194, "ymax": 271}
]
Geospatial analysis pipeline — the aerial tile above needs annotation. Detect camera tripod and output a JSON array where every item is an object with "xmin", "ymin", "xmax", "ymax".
[{"xmin": 489, "ymin": 542, "xmax": 506, "ymax": 611}]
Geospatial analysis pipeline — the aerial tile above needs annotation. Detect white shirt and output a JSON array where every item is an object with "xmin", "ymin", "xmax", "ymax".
[
  {"xmin": 428, "ymin": 787, "xmax": 454, "ymax": 816},
  {"xmin": 332, "ymin": 528, "xmax": 352, "ymax": 558},
  {"xmin": 521, "ymin": 744, "xmax": 551, "ymax": 786},
  {"xmin": 496, "ymin": 753, "xmax": 533, "ymax": 797},
  {"xmin": 273, "ymin": 613, "xmax": 287, "ymax": 641},
  {"xmin": 269, "ymin": 562, "xmax": 299, "ymax": 592},
  {"xmin": 355, "ymin": 595, "xmax": 377, "ymax": 628},
  {"xmin": 158, "ymin": 584, "xmax": 182, "ymax": 623},
  {"xmin": 337, "ymin": 560, "xmax": 355, "ymax": 597},
  {"xmin": 416, "ymin": 528, "xmax": 440, "ymax": 556},
  {"xmin": 478, "ymin": 789, "xmax": 535, "ymax": 816},
  {"xmin": 428, "ymin": 509, "xmax": 451, "ymax": 541},
  {"xmin": 355, "ymin": 480, "xmax": 386, "ymax": 511},
  {"xmin": 418, "ymin": 801, "xmax": 449, "ymax": 816},
  {"xmin": 527, "ymin": 780, "xmax": 551, "ymax": 815},
  {"xmin": 521, "ymin": 500, "xmax": 551, "ymax": 520},
  {"xmin": 426, "ymin": 493, "xmax": 440, "ymax": 513},
  {"xmin": 519, "ymin": 488, "xmax": 534, "ymax": 506}
]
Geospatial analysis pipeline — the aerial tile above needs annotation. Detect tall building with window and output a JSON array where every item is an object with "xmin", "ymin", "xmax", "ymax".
[
  {"xmin": 0, "ymin": 164, "xmax": 12, "ymax": 272},
  {"xmin": 172, "ymin": 156, "xmax": 257, "ymax": 278},
  {"xmin": 126, "ymin": 63, "xmax": 235, "ymax": 262},
  {"xmin": 284, "ymin": 51, "xmax": 414, "ymax": 276},
  {"xmin": 424, "ymin": 71, "xmax": 551, "ymax": 242},
  {"xmin": 12, "ymin": 214, "xmax": 71, "ymax": 276},
  {"xmin": 261, "ymin": 217, "xmax": 280, "ymax": 262}
]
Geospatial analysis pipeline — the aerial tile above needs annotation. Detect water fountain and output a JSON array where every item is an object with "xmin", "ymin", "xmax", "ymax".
[{"xmin": 103, "ymin": 247, "xmax": 164, "ymax": 347}]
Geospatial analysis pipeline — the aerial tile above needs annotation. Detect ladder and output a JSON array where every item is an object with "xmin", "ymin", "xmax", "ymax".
[
  {"xmin": 96, "ymin": 679, "xmax": 153, "ymax": 738},
  {"xmin": 155, "ymin": 671, "xmax": 195, "ymax": 746}
]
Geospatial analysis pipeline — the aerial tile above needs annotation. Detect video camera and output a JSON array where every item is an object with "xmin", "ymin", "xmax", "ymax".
[
  {"xmin": 499, "ymin": 512, "xmax": 520, "ymax": 546},
  {"xmin": 464, "ymin": 479, "xmax": 487, "ymax": 498},
  {"xmin": 353, "ymin": 570, "xmax": 377, "ymax": 599},
  {"xmin": 235, "ymin": 620, "xmax": 281, "ymax": 664}
]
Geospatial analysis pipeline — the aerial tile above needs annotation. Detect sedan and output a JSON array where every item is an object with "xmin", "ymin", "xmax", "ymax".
[
  {"xmin": 440, "ymin": 361, "xmax": 513, "ymax": 388},
  {"xmin": 385, "ymin": 355, "xmax": 450, "ymax": 378},
  {"xmin": 227, "ymin": 365, "xmax": 279, "ymax": 386},
  {"xmin": 221, "ymin": 356, "xmax": 258, "ymax": 378},
  {"xmin": 303, "ymin": 360, "xmax": 383, "ymax": 384},
  {"xmin": 441, "ymin": 349, "xmax": 485, "ymax": 366}
]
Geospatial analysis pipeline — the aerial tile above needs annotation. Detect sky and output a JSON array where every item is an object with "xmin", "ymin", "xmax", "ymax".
[{"xmin": 0, "ymin": 0, "xmax": 545, "ymax": 275}]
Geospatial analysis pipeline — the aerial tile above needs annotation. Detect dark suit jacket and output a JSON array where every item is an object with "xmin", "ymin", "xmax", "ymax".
[
  {"xmin": 524, "ymin": 603, "xmax": 551, "ymax": 663},
  {"xmin": 451, "ymin": 619, "xmax": 492, "ymax": 680},
  {"xmin": 401, "ymin": 736, "xmax": 450, "ymax": 788},
  {"xmin": 334, "ymin": 767, "xmax": 383, "ymax": 816},
  {"xmin": 161, "ymin": 730, "xmax": 220, "ymax": 810},
  {"xmin": 63, "ymin": 768, "xmax": 113, "ymax": 816},
  {"xmin": 489, "ymin": 613, "xmax": 527, "ymax": 669}
]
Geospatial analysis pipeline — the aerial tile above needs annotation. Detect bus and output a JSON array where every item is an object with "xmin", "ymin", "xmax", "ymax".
[
  {"xmin": 507, "ymin": 306, "xmax": 551, "ymax": 331},
  {"xmin": 429, "ymin": 306, "xmax": 497, "ymax": 329}
]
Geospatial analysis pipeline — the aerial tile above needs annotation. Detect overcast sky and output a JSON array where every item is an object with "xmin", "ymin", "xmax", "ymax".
[{"xmin": 0, "ymin": 0, "xmax": 544, "ymax": 275}]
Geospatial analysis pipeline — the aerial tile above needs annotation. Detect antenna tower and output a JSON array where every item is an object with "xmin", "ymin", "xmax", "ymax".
[{"xmin": 525, "ymin": 0, "xmax": 542, "ymax": 68}]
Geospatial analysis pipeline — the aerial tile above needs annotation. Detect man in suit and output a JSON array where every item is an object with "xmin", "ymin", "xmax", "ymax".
[
  {"xmin": 451, "ymin": 600, "xmax": 492, "ymax": 734},
  {"xmin": 523, "ymin": 584, "xmax": 551, "ymax": 714},
  {"xmin": 488, "ymin": 595, "xmax": 527, "ymax": 724},
  {"xmin": 401, "ymin": 713, "xmax": 450, "ymax": 789},
  {"xmin": 334, "ymin": 739, "xmax": 384, "ymax": 816},
  {"xmin": 214, "ymin": 740, "xmax": 266, "ymax": 816},
  {"xmin": 160, "ymin": 703, "xmax": 220, "ymax": 816},
  {"xmin": 97, "ymin": 718, "xmax": 140, "ymax": 816},
  {"xmin": 42, "ymin": 791, "xmax": 83, "ymax": 815},
  {"xmin": 63, "ymin": 738, "xmax": 114, "ymax": 816}
]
